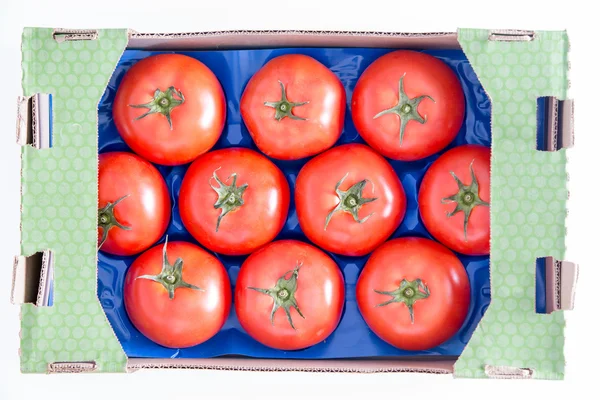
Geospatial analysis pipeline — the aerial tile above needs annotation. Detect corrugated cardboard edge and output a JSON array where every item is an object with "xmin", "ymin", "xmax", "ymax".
[
  {"xmin": 127, "ymin": 358, "xmax": 455, "ymax": 374},
  {"xmin": 127, "ymin": 29, "xmax": 460, "ymax": 50}
]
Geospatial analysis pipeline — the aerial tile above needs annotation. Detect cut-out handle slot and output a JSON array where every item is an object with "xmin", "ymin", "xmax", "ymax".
[
  {"xmin": 488, "ymin": 30, "xmax": 535, "ymax": 42},
  {"xmin": 52, "ymin": 29, "xmax": 98, "ymax": 43},
  {"xmin": 536, "ymin": 97, "xmax": 574, "ymax": 151},
  {"xmin": 16, "ymin": 93, "xmax": 53, "ymax": 149},
  {"xmin": 484, "ymin": 365, "xmax": 534, "ymax": 379},
  {"xmin": 11, "ymin": 250, "xmax": 54, "ymax": 306},
  {"xmin": 48, "ymin": 361, "xmax": 97, "ymax": 373}
]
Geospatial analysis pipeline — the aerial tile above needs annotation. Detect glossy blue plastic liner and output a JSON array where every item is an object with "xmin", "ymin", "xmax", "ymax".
[
  {"xmin": 535, "ymin": 257, "xmax": 547, "ymax": 313},
  {"xmin": 98, "ymin": 47, "xmax": 492, "ymax": 359}
]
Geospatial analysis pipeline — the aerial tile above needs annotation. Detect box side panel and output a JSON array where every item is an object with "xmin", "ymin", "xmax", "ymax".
[
  {"xmin": 19, "ymin": 27, "xmax": 129, "ymax": 373},
  {"xmin": 454, "ymin": 29, "xmax": 569, "ymax": 380}
]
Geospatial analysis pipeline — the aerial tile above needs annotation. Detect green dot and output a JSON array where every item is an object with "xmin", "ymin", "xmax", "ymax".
[
  {"xmin": 94, "ymin": 339, "xmax": 105, "ymax": 351},
  {"xmin": 498, "ymin": 311, "xmax": 510, "ymax": 323},
  {"xmin": 65, "ymin": 339, "xmax": 77, "ymax": 351},
  {"xmin": 87, "ymin": 327, "xmax": 99, "ymax": 339},
  {"xmin": 519, "ymin": 347, "xmax": 532, "ymax": 360},
  {"xmin": 51, "ymin": 339, "xmax": 63, "ymax": 352},
  {"xmin": 73, "ymin": 327, "xmax": 84, "ymax": 339},
  {"xmin": 37, "ymin": 338, "xmax": 50, "ymax": 352}
]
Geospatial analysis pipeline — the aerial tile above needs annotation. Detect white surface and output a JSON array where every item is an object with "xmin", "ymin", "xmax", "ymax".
[{"xmin": 0, "ymin": 1, "xmax": 595, "ymax": 398}]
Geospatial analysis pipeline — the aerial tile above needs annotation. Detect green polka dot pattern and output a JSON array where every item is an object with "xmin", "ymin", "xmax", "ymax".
[
  {"xmin": 454, "ymin": 29, "xmax": 569, "ymax": 379},
  {"xmin": 19, "ymin": 28, "xmax": 129, "ymax": 373}
]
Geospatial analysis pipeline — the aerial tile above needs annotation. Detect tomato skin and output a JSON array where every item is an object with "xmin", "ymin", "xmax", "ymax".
[
  {"xmin": 241, "ymin": 54, "xmax": 346, "ymax": 160},
  {"xmin": 124, "ymin": 241, "xmax": 231, "ymax": 348},
  {"xmin": 235, "ymin": 240, "xmax": 344, "ymax": 350},
  {"xmin": 419, "ymin": 145, "xmax": 490, "ymax": 255},
  {"xmin": 113, "ymin": 54, "xmax": 226, "ymax": 166},
  {"xmin": 179, "ymin": 148, "xmax": 290, "ymax": 256},
  {"xmin": 98, "ymin": 152, "xmax": 170, "ymax": 256},
  {"xmin": 356, "ymin": 237, "xmax": 470, "ymax": 351},
  {"xmin": 295, "ymin": 144, "xmax": 406, "ymax": 256},
  {"xmin": 352, "ymin": 50, "xmax": 465, "ymax": 161}
]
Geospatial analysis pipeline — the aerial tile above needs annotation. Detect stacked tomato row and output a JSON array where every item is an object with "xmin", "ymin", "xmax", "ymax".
[{"xmin": 99, "ymin": 51, "xmax": 490, "ymax": 353}]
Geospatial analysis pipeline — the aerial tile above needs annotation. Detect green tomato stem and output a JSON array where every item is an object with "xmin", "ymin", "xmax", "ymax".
[
  {"xmin": 373, "ymin": 75, "xmax": 435, "ymax": 146},
  {"xmin": 136, "ymin": 236, "xmax": 204, "ymax": 300},
  {"xmin": 441, "ymin": 159, "xmax": 490, "ymax": 240}
]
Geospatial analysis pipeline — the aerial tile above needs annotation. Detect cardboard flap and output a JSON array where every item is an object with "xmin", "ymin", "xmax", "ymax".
[{"xmin": 546, "ymin": 257, "xmax": 578, "ymax": 312}]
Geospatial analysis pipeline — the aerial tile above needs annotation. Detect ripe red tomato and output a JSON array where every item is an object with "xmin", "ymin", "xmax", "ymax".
[
  {"xmin": 419, "ymin": 145, "xmax": 490, "ymax": 255},
  {"xmin": 295, "ymin": 144, "xmax": 406, "ymax": 256},
  {"xmin": 98, "ymin": 152, "xmax": 170, "ymax": 256},
  {"xmin": 352, "ymin": 50, "xmax": 465, "ymax": 161},
  {"xmin": 356, "ymin": 237, "xmax": 470, "ymax": 351},
  {"xmin": 179, "ymin": 148, "xmax": 290, "ymax": 256},
  {"xmin": 124, "ymin": 239, "xmax": 231, "ymax": 348},
  {"xmin": 113, "ymin": 54, "xmax": 226, "ymax": 165},
  {"xmin": 240, "ymin": 54, "xmax": 345, "ymax": 160},
  {"xmin": 235, "ymin": 240, "xmax": 344, "ymax": 350}
]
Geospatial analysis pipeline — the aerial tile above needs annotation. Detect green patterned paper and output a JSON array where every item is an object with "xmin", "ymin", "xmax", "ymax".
[
  {"xmin": 454, "ymin": 29, "xmax": 569, "ymax": 379},
  {"xmin": 19, "ymin": 28, "xmax": 129, "ymax": 373},
  {"xmin": 17, "ymin": 28, "xmax": 569, "ymax": 378}
]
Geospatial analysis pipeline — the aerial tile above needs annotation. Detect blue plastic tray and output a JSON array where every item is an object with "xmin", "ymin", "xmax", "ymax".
[{"xmin": 98, "ymin": 47, "xmax": 492, "ymax": 359}]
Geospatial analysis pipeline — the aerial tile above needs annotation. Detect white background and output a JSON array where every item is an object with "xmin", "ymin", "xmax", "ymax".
[{"xmin": 0, "ymin": 1, "xmax": 596, "ymax": 398}]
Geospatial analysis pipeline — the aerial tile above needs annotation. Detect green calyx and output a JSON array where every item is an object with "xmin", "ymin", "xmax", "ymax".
[
  {"xmin": 136, "ymin": 236, "xmax": 204, "ymax": 300},
  {"xmin": 209, "ymin": 168, "xmax": 248, "ymax": 232},
  {"xmin": 264, "ymin": 80, "xmax": 309, "ymax": 121},
  {"xmin": 375, "ymin": 278, "xmax": 430, "ymax": 324},
  {"xmin": 373, "ymin": 75, "xmax": 435, "ymax": 146},
  {"xmin": 98, "ymin": 195, "xmax": 131, "ymax": 249},
  {"xmin": 248, "ymin": 263, "xmax": 305, "ymax": 330},
  {"xmin": 324, "ymin": 173, "xmax": 378, "ymax": 230},
  {"xmin": 442, "ymin": 159, "xmax": 490, "ymax": 240},
  {"xmin": 129, "ymin": 86, "xmax": 185, "ymax": 130}
]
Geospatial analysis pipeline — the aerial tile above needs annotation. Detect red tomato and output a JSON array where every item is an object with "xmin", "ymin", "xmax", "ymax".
[
  {"xmin": 356, "ymin": 237, "xmax": 470, "ymax": 351},
  {"xmin": 98, "ymin": 152, "xmax": 170, "ymax": 256},
  {"xmin": 124, "ymin": 240, "xmax": 231, "ymax": 348},
  {"xmin": 113, "ymin": 54, "xmax": 226, "ymax": 165},
  {"xmin": 419, "ymin": 145, "xmax": 490, "ymax": 255},
  {"xmin": 235, "ymin": 240, "xmax": 344, "ymax": 350},
  {"xmin": 295, "ymin": 144, "xmax": 406, "ymax": 256},
  {"xmin": 179, "ymin": 148, "xmax": 290, "ymax": 255},
  {"xmin": 240, "ymin": 54, "xmax": 345, "ymax": 160},
  {"xmin": 352, "ymin": 50, "xmax": 465, "ymax": 161}
]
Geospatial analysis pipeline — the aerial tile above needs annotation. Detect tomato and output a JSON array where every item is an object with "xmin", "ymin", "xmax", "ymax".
[
  {"xmin": 98, "ymin": 152, "xmax": 170, "ymax": 256},
  {"xmin": 356, "ymin": 237, "xmax": 470, "ymax": 351},
  {"xmin": 124, "ymin": 239, "xmax": 231, "ymax": 348},
  {"xmin": 179, "ymin": 148, "xmax": 290, "ymax": 255},
  {"xmin": 419, "ymin": 145, "xmax": 490, "ymax": 255},
  {"xmin": 351, "ymin": 50, "xmax": 465, "ymax": 161},
  {"xmin": 240, "ymin": 54, "xmax": 345, "ymax": 160},
  {"xmin": 235, "ymin": 240, "xmax": 344, "ymax": 350},
  {"xmin": 113, "ymin": 54, "xmax": 226, "ymax": 165},
  {"xmin": 295, "ymin": 144, "xmax": 405, "ymax": 256}
]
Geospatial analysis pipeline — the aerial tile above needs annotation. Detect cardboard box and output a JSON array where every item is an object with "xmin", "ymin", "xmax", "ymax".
[{"xmin": 12, "ymin": 28, "xmax": 577, "ymax": 379}]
